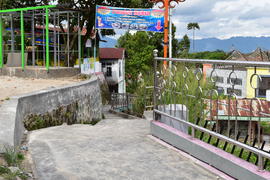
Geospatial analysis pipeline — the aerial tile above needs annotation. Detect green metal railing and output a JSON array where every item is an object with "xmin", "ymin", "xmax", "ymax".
[
  {"xmin": 0, "ymin": 16, "xmax": 2, "ymax": 68},
  {"xmin": 0, "ymin": 5, "xmax": 56, "ymax": 71}
]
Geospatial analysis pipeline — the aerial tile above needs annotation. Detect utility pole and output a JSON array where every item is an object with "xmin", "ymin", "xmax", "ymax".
[
  {"xmin": 150, "ymin": 0, "xmax": 186, "ymax": 67},
  {"xmin": 169, "ymin": 8, "xmax": 172, "ymax": 69}
]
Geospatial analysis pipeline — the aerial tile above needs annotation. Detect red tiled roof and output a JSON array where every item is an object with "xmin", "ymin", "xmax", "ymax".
[{"xmin": 99, "ymin": 48, "xmax": 125, "ymax": 60}]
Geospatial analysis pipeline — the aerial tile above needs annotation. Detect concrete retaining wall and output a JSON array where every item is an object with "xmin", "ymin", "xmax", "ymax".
[
  {"xmin": 151, "ymin": 120, "xmax": 270, "ymax": 180},
  {"xmin": 0, "ymin": 76, "xmax": 102, "ymax": 150}
]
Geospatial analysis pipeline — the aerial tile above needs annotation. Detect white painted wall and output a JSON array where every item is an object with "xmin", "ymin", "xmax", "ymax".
[
  {"xmin": 101, "ymin": 58, "xmax": 126, "ymax": 94},
  {"xmin": 206, "ymin": 68, "xmax": 247, "ymax": 98}
]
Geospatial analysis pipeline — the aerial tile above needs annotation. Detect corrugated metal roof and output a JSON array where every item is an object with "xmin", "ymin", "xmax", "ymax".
[{"xmin": 206, "ymin": 99, "xmax": 270, "ymax": 118}]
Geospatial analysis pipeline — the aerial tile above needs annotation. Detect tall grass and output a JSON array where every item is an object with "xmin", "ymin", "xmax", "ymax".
[{"xmin": 132, "ymin": 63, "xmax": 214, "ymax": 122}]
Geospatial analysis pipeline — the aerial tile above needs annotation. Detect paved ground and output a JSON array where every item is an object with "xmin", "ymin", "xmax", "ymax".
[
  {"xmin": 0, "ymin": 76, "xmax": 81, "ymax": 103},
  {"xmin": 28, "ymin": 110, "xmax": 219, "ymax": 180}
]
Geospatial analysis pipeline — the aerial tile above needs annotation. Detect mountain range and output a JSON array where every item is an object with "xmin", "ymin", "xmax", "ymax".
[{"xmin": 100, "ymin": 36, "xmax": 270, "ymax": 53}]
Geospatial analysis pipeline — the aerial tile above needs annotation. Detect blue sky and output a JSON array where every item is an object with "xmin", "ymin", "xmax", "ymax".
[{"xmin": 172, "ymin": 0, "xmax": 270, "ymax": 39}]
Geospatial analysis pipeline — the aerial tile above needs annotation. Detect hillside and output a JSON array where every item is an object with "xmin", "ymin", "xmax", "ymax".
[
  {"xmin": 100, "ymin": 36, "xmax": 270, "ymax": 53},
  {"xmin": 189, "ymin": 36, "xmax": 270, "ymax": 53}
]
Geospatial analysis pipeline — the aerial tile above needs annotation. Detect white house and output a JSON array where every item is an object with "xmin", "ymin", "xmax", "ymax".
[
  {"xmin": 99, "ymin": 48, "xmax": 126, "ymax": 94},
  {"xmin": 205, "ymin": 66, "xmax": 247, "ymax": 98}
]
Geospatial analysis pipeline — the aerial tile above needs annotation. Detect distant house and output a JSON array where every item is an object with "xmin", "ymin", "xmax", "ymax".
[
  {"xmin": 204, "ymin": 47, "xmax": 270, "ymax": 98},
  {"xmin": 206, "ymin": 99, "xmax": 270, "ymax": 142},
  {"xmin": 99, "ymin": 48, "xmax": 126, "ymax": 94}
]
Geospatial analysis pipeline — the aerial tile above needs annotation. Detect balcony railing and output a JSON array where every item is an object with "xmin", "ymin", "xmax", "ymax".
[{"xmin": 153, "ymin": 50, "xmax": 270, "ymax": 171}]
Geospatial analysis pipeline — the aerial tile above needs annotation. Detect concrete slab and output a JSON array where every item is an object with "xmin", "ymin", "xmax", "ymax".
[
  {"xmin": 28, "ymin": 115, "xmax": 219, "ymax": 180},
  {"xmin": 0, "ymin": 76, "xmax": 81, "ymax": 102}
]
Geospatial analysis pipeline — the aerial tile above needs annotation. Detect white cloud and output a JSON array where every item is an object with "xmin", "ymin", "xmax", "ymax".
[{"xmin": 172, "ymin": 0, "xmax": 270, "ymax": 39}]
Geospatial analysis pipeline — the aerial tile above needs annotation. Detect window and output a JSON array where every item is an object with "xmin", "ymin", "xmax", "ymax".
[
  {"xmin": 106, "ymin": 66, "xmax": 112, "ymax": 77},
  {"xmin": 213, "ymin": 76, "xmax": 224, "ymax": 83},
  {"xmin": 257, "ymin": 77, "xmax": 270, "ymax": 97},
  {"xmin": 227, "ymin": 88, "xmax": 242, "ymax": 96},
  {"xmin": 227, "ymin": 78, "xmax": 242, "ymax": 85}
]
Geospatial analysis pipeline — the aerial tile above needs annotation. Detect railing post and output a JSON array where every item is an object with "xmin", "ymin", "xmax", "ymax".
[
  {"xmin": 126, "ymin": 93, "xmax": 129, "ymax": 111},
  {"xmin": 20, "ymin": 11, "xmax": 25, "ymax": 70},
  {"xmin": 78, "ymin": 13, "xmax": 81, "ymax": 67},
  {"xmin": 0, "ymin": 15, "xmax": 3, "ymax": 69},
  {"xmin": 153, "ymin": 49, "xmax": 158, "ymax": 120},
  {"xmin": 191, "ymin": 127, "xmax": 195, "ymax": 138},
  {"xmin": 45, "ymin": 8, "xmax": 50, "ymax": 71},
  {"xmin": 258, "ymin": 154, "xmax": 263, "ymax": 171}
]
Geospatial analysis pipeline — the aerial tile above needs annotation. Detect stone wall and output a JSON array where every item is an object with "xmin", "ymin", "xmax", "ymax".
[{"xmin": 0, "ymin": 76, "xmax": 102, "ymax": 149}]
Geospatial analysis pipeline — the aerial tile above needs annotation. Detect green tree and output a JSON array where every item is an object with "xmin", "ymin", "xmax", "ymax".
[
  {"xmin": 117, "ymin": 23, "xmax": 180, "ymax": 93},
  {"xmin": 117, "ymin": 32, "xmax": 156, "ymax": 93},
  {"xmin": 187, "ymin": 22, "xmax": 200, "ymax": 52},
  {"xmin": 0, "ymin": 0, "xmax": 46, "ymax": 9},
  {"xmin": 178, "ymin": 34, "xmax": 190, "ymax": 58},
  {"xmin": 188, "ymin": 50, "xmax": 228, "ymax": 60}
]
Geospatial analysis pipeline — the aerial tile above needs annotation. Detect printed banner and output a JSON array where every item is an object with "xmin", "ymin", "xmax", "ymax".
[{"xmin": 95, "ymin": 5, "xmax": 164, "ymax": 32}]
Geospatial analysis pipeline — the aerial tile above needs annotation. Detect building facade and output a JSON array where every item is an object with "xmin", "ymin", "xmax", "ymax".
[
  {"xmin": 99, "ymin": 48, "xmax": 126, "ymax": 94},
  {"xmin": 204, "ymin": 48, "xmax": 270, "ymax": 99}
]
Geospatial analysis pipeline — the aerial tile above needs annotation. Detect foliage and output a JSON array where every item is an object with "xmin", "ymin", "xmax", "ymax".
[
  {"xmin": 131, "ymin": 74, "xmax": 153, "ymax": 116},
  {"xmin": 187, "ymin": 22, "xmax": 200, "ymax": 52},
  {"xmin": 0, "ymin": 0, "xmax": 40, "ymax": 10},
  {"xmin": 0, "ymin": 166, "xmax": 10, "ymax": 175},
  {"xmin": 159, "ymin": 64, "xmax": 214, "ymax": 124},
  {"xmin": 187, "ymin": 22, "xmax": 200, "ymax": 31},
  {"xmin": 2, "ymin": 170, "xmax": 28, "ymax": 180},
  {"xmin": 118, "ymin": 32, "xmax": 155, "ymax": 93},
  {"xmin": 2, "ymin": 146, "xmax": 24, "ymax": 167},
  {"xmin": 131, "ymin": 64, "xmax": 214, "ymax": 120},
  {"xmin": 260, "ymin": 122, "xmax": 270, "ymax": 135},
  {"xmin": 178, "ymin": 34, "xmax": 190, "ymax": 57},
  {"xmin": 186, "ymin": 50, "xmax": 228, "ymax": 60},
  {"xmin": 118, "ymin": 24, "xmax": 179, "ymax": 93}
]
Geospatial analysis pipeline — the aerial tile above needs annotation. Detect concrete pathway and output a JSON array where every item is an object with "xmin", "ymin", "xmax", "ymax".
[{"xmin": 28, "ymin": 110, "xmax": 219, "ymax": 180}]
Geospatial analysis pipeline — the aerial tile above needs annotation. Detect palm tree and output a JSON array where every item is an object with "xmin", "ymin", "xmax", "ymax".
[{"xmin": 187, "ymin": 23, "xmax": 200, "ymax": 52}]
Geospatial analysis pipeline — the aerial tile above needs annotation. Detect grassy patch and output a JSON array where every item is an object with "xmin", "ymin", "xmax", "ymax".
[{"xmin": 3, "ymin": 146, "xmax": 24, "ymax": 167}]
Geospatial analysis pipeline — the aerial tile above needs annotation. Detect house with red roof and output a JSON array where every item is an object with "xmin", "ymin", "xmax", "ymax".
[{"xmin": 99, "ymin": 48, "xmax": 126, "ymax": 93}]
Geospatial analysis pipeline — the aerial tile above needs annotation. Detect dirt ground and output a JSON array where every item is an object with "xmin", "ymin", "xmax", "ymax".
[{"xmin": 0, "ymin": 76, "xmax": 82, "ymax": 103}]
